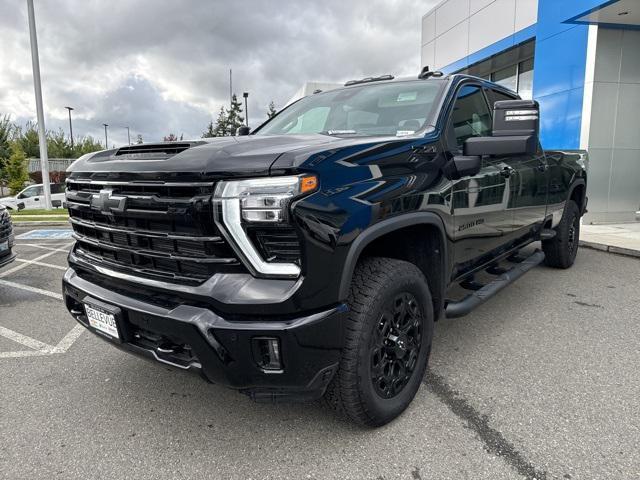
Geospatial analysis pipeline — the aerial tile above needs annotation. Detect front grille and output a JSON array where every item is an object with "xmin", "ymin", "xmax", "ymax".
[
  {"xmin": 66, "ymin": 176, "xmax": 242, "ymax": 284},
  {"xmin": 0, "ymin": 212, "xmax": 12, "ymax": 241}
]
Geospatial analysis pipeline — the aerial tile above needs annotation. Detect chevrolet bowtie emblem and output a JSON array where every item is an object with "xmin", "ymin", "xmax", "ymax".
[{"xmin": 90, "ymin": 189, "xmax": 127, "ymax": 214}]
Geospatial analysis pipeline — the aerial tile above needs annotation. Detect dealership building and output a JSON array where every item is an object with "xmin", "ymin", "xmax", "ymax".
[{"xmin": 422, "ymin": 0, "xmax": 640, "ymax": 223}]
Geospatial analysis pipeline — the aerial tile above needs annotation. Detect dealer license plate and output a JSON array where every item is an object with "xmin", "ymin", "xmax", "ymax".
[{"xmin": 85, "ymin": 304, "xmax": 120, "ymax": 340}]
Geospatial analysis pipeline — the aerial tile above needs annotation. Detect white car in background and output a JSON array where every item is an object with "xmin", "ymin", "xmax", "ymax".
[{"xmin": 0, "ymin": 183, "xmax": 66, "ymax": 210}]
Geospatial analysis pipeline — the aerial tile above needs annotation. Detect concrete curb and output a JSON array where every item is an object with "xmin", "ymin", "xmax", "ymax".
[{"xmin": 579, "ymin": 240, "xmax": 640, "ymax": 259}]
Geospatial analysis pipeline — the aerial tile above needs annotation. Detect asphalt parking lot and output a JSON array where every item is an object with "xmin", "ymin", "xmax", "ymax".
[{"xmin": 0, "ymin": 226, "xmax": 638, "ymax": 480}]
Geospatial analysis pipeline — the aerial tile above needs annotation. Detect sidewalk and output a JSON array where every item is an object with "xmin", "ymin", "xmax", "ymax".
[{"xmin": 580, "ymin": 222, "xmax": 640, "ymax": 258}]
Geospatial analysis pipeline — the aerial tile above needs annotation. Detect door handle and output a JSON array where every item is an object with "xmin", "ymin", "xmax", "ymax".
[
  {"xmin": 34, "ymin": 197, "xmax": 40, "ymax": 201},
  {"xmin": 500, "ymin": 166, "xmax": 514, "ymax": 178}
]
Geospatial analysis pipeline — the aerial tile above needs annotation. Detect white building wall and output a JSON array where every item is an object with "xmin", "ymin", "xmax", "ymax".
[
  {"xmin": 583, "ymin": 28, "xmax": 640, "ymax": 223},
  {"xmin": 421, "ymin": 0, "xmax": 538, "ymax": 70}
]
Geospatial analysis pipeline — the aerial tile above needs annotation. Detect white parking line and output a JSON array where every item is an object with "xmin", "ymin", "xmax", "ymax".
[
  {"xmin": 15, "ymin": 258, "xmax": 67, "ymax": 271},
  {"xmin": 14, "ymin": 243, "xmax": 72, "ymax": 253},
  {"xmin": 0, "ymin": 325, "xmax": 52, "ymax": 350},
  {"xmin": 0, "ymin": 325, "xmax": 85, "ymax": 359},
  {"xmin": 0, "ymin": 279, "xmax": 63, "ymax": 299},
  {"xmin": 0, "ymin": 243, "xmax": 73, "ymax": 279}
]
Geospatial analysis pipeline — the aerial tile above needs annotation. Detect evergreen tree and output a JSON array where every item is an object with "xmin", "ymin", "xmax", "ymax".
[
  {"xmin": 47, "ymin": 128, "xmax": 74, "ymax": 158},
  {"xmin": 136, "ymin": 134, "xmax": 143, "ymax": 144},
  {"xmin": 267, "ymin": 101, "xmax": 277, "ymax": 119},
  {"xmin": 164, "ymin": 133, "xmax": 178, "ymax": 142},
  {"xmin": 17, "ymin": 121, "xmax": 40, "ymax": 158},
  {"xmin": 0, "ymin": 115, "xmax": 12, "ymax": 184},
  {"xmin": 226, "ymin": 94, "xmax": 244, "ymax": 136},
  {"xmin": 202, "ymin": 120, "xmax": 215, "ymax": 138},
  {"xmin": 6, "ymin": 142, "xmax": 28, "ymax": 195},
  {"xmin": 212, "ymin": 106, "xmax": 229, "ymax": 137},
  {"xmin": 73, "ymin": 135, "xmax": 103, "ymax": 157}
]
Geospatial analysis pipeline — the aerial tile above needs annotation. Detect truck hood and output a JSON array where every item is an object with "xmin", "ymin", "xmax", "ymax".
[{"xmin": 66, "ymin": 133, "xmax": 414, "ymax": 180}]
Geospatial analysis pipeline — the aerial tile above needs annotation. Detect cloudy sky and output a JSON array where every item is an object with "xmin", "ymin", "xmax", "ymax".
[{"xmin": 0, "ymin": 0, "xmax": 436, "ymax": 147}]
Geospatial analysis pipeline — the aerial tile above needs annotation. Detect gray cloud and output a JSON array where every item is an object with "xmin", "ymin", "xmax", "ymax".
[{"xmin": 0, "ymin": 0, "xmax": 437, "ymax": 146}]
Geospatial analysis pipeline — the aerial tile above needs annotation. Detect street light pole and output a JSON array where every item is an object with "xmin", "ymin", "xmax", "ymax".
[
  {"xmin": 103, "ymin": 123, "xmax": 109, "ymax": 148},
  {"xmin": 124, "ymin": 126, "xmax": 130, "ymax": 145},
  {"xmin": 26, "ymin": 0, "xmax": 52, "ymax": 210},
  {"xmin": 65, "ymin": 106, "xmax": 74, "ymax": 148},
  {"xmin": 243, "ymin": 92, "xmax": 249, "ymax": 127}
]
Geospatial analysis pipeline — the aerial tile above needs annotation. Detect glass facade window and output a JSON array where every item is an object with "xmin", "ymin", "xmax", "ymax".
[
  {"xmin": 517, "ymin": 58, "xmax": 534, "ymax": 100},
  {"xmin": 457, "ymin": 39, "xmax": 534, "ymax": 99},
  {"xmin": 492, "ymin": 65, "xmax": 517, "ymax": 92}
]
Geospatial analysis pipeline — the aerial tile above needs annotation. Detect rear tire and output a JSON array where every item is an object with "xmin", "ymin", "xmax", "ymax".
[
  {"xmin": 324, "ymin": 257, "xmax": 434, "ymax": 427},
  {"xmin": 543, "ymin": 199, "xmax": 580, "ymax": 269}
]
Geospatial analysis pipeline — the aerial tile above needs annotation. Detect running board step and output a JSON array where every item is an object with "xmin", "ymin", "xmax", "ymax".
[
  {"xmin": 445, "ymin": 250, "xmax": 545, "ymax": 319},
  {"xmin": 540, "ymin": 228, "xmax": 556, "ymax": 240}
]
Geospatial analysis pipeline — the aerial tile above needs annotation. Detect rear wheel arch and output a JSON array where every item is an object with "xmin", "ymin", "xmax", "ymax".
[
  {"xmin": 339, "ymin": 213, "xmax": 449, "ymax": 320},
  {"xmin": 567, "ymin": 179, "xmax": 586, "ymax": 215}
]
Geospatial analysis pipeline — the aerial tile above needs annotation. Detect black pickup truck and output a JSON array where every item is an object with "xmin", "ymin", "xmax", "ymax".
[
  {"xmin": 63, "ymin": 73, "xmax": 587, "ymax": 426},
  {"xmin": 0, "ymin": 204, "xmax": 16, "ymax": 268}
]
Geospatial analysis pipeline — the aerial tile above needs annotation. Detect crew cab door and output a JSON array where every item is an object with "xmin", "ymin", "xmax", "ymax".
[
  {"xmin": 485, "ymin": 88, "xmax": 548, "ymax": 241},
  {"xmin": 446, "ymin": 84, "xmax": 513, "ymax": 273}
]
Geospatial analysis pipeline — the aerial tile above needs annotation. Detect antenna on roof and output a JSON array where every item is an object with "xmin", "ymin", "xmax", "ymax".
[{"xmin": 418, "ymin": 66, "xmax": 444, "ymax": 79}]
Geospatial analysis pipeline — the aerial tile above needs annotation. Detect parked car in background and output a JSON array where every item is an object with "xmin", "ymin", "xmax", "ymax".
[
  {"xmin": 0, "ymin": 183, "xmax": 66, "ymax": 210},
  {"xmin": 0, "ymin": 204, "xmax": 15, "ymax": 268}
]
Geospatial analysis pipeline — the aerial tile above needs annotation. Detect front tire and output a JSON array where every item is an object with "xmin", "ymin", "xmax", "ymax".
[
  {"xmin": 543, "ymin": 199, "xmax": 580, "ymax": 269},
  {"xmin": 325, "ymin": 257, "xmax": 434, "ymax": 427}
]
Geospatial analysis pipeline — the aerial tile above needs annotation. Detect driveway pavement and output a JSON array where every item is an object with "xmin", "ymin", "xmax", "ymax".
[{"xmin": 0, "ymin": 227, "xmax": 638, "ymax": 479}]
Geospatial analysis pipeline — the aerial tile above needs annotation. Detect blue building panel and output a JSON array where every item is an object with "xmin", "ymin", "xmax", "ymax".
[{"xmin": 536, "ymin": 87, "xmax": 584, "ymax": 149}]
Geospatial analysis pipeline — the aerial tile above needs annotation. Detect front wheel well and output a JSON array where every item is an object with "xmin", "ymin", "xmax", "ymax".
[{"xmin": 357, "ymin": 224, "xmax": 445, "ymax": 320}]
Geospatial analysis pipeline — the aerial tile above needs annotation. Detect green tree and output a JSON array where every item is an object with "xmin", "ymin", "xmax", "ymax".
[
  {"xmin": 17, "ymin": 121, "xmax": 40, "ymax": 158},
  {"xmin": 6, "ymin": 142, "xmax": 28, "ymax": 195},
  {"xmin": 47, "ymin": 128, "xmax": 73, "ymax": 158},
  {"xmin": 164, "ymin": 133, "xmax": 178, "ymax": 142},
  {"xmin": 202, "ymin": 120, "xmax": 215, "ymax": 138},
  {"xmin": 73, "ymin": 135, "xmax": 103, "ymax": 157},
  {"xmin": 212, "ymin": 106, "xmax": 229, "ymax": 137},
  {"xmin": 267, "ymin": 101, "xmax": 277, "ymax": 119},
  {"xmin": 135, "ymin": 134, "xmax": 143, "ymax": 144},
  {"xmin": 0, "ymin": 115, "xmax": 13, "ymax": 184},
  {"xmin": 226, "ymin": 94, "xmax": 244, "ymax": 135}
]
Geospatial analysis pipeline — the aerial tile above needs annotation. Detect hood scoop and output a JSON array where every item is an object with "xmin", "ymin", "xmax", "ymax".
[{"xmin": 114, "ymin": 142, "xmax": 203, "ymax": 159}]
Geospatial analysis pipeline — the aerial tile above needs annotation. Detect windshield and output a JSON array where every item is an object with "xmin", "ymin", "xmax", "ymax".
[{"xmin": 256, "ymin": 80, "xmax": 445, "ymax": 137}]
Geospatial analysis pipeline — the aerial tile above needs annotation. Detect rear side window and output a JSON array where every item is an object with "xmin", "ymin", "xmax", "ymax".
[{"xmin": 448, "ymin": 85, "xmax": 492, "ymax": 151}]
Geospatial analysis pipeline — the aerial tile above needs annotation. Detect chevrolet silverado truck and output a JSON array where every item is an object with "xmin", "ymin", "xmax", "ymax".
[
  {"xmin": 0, "ymin": 204, "xmax": 16, "ymax": 268},
  {"xmin": 63, "ymin": 72, "xmax": 587, "ymax": 426}
]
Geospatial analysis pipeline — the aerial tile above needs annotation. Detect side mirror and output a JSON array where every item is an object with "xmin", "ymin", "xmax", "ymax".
[
  {"xmin": 16, "ymin": 193, "xmax": 24, "ymax": 199},
  {"xmin": 236, "ymin": 126, "xmax": 251, "ymax": 136},
  {"xmin": 464, "ymin": 99, "xmax": 539, "ymax": 156},
  {"xmin": 443, "ymin": 155, "xmax": 481, "ymax": 180}
]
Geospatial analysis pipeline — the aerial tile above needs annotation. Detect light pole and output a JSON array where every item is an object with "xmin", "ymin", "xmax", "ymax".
[
  {"xmin": 124, "ymin": 126, "xmax": 130, "ymax": 145},
  {"xmin": 243, "ymin": 92, "xmax": 249, "ymax": 127},
  {"xmin": 65, "ymin": 106, "xmax": 74, "ymax": 148},
  {"xmin": 103, "ymin": 123, "xmax": 109, "ymax": 148},
  {"xmin": 26, "ymin": 0, "xmax": 52, "ymax": 209}
]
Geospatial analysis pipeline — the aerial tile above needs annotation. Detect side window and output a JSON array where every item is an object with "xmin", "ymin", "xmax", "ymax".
[
  {"xmin": 20, "ymin": 186, "xmax": 38, "ymax": 198},
  {"xmin": 448, "ymin": 85, "xmax": 492, "ymax": 152},
  {"xmin": 485, "ymin": 88, "xmax": 517, "ymax": 111}
]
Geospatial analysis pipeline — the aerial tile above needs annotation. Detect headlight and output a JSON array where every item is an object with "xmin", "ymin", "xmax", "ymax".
[{"xmin": 214, "ymin": 175, "xmax": 317, "ymax": 277}]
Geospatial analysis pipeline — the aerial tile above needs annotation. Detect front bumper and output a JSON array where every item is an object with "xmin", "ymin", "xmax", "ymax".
[
  {"xmin": 62, "ymin": 267, "xmax": 346, "ymax": 402},
  {"xmin": 0, "ymin": 251, "xmax": 16, "ymax": 268}
]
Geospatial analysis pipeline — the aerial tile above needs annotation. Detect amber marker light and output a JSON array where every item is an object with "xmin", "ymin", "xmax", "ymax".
[{"xmin": 300, "ymin": 175, "xmax": 318, "ymax": 194}]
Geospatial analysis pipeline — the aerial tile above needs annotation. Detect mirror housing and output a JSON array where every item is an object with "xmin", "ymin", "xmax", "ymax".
[
  {"xmin": 443, "ymin": 155, "xmax": 482, "ymax": 180},
  {"xmin": 464, "ymin": 99, "xmax": 539, "ymax": 156},
  {"xmin": 236, "ymin": 126, "xmax": 251, "ymax": 136}
]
